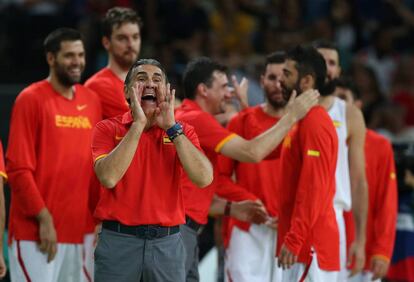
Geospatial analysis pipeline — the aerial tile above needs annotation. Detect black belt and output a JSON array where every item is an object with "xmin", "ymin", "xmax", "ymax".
[
  {"xmin": 102, "ymin": 221, "xmax": 179, "ymax": 240},
  {"xmin": 185, "ymin": 216, "xmax": 203, "ymax": 232}
]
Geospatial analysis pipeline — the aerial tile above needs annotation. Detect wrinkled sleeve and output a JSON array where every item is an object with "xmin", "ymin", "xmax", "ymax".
[
  {"xmin": 372, "ymin": 140, "xmax": 398, "ymax": 261},
  {"xmin": 216, "ymin": 155, "xmax": 257, "ymax": 201},
  {"xmin": 91, "ymin": 120, "xmax": 116, "ymax": 163},
  {"xmin": 6, "ymin": 92, "xmax": 45, "ymax": 217},
  {"xmin": 284, "ymin": 121, "xmax": 337, "ymax": 255}
]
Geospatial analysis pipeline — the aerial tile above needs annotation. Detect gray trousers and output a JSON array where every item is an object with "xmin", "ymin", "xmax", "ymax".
[
  {"xmin": 94, "ymin": 228, "xmax": 186, "ymax": 282},
  {"xmin": 180, "ymin": 224, "xmax": 200, "ymax": 282}
]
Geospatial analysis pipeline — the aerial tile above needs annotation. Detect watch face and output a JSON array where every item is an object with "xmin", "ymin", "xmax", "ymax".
[
  {"xmin": 167, "ymin": 123, "xmax": 183, "ymax": 136},
  {"xmin": 166, "ymin": 123, "xmax": 184, "ymax": 141}
]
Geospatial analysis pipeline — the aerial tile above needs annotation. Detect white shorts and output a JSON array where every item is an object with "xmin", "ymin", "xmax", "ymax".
[
  {"xmin": 280, "ymin": 251, "xmax": 338, "ymax": 282},
  {"xmin": 348, "ymin": 271, "xmax": 381, "ymax": 282},
  {"xmin": 225, "ymin": 224, "xmax": 282, "ymax": 282},
  {"xmin": 82, "ymin": 233, "xmax": 95, "ymax": 282},
  {"xmin": 9, "ymin": 239, "xmax": 83, "ymax": 282},
  {"xmin": 335, "ymin": 206, "xmax": 347, "ymax": 282}
]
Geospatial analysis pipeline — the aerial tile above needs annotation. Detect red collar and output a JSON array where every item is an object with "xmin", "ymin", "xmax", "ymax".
[{"xmin": 180, "ymin": 99, "xmax": 203, "ymax": 111}]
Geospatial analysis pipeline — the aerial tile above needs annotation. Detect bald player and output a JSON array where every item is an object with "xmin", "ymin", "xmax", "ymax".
[{"xmin": 314, "ymin": 40, "xmax": 369, "ymax": 280}]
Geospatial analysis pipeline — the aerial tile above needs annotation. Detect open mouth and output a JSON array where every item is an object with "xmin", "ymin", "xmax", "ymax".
[{"xmin": 142, "ymin": 94, "xmax": 156, "ymax": 102}]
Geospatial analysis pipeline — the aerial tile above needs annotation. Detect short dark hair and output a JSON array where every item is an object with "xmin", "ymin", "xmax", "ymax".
[
  {"xmin": 124, "ymin": 58, "xmax": 168, "ymax": 90},
  {"xmin": 312, "ymin": 39, "xmax": 340, "ymax": 54},
  {"xmin": 44, "ymin": 28, "xmax": 82, "ymax": 55},
  {"xmin": 182, "ymin": 57, "xmax": 228, "ymax": 99},
  {"xmin": 286, "ymin": 45, "xmax": 330, "ymax": 95},
  {"xmin": 334, "ymin": 76, "xmax": 360, "ymax": 100},
  {"xmin": 266, "ymin": 51, "xmax": 286, "ymax": 65},
  {"xmin": 102, "ymin": 7, "xmax": 142, "ymax": 38},
  {"xmin": 264, "ymin": 51, "xmax": 286, "ymax": 73}
]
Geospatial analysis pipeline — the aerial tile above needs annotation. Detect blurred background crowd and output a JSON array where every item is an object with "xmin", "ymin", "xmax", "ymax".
[
  {"xmin": 2, "ymin": 0, "xmax": 414, "ymax": 138},
  {"xmin": 2, "ymin": 0, "xmax": 414, "ymax": 281}
]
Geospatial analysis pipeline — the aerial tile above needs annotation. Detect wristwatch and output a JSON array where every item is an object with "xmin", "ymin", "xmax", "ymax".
[{"xmin": 166, "ymin": 123, "xmax": 184, "ymax": 141}]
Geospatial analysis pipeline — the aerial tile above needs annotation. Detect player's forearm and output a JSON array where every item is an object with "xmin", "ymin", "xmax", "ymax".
[
  {"xmin": 287, "ymin": 166, "xmax": 332, "ymax": 255},
  {"xmin": 216, "ymin": 175, "xmax": 257, "ymax": 202},
  {"xmin": 374, "ymin": 194, "xmax": 397, "ymax": 258},
  {"xmin": 36, "ymin": 207, "xmax": 53, "ymax": 224},
  {"xmin": 216, "ymin": 156, "xmax": 257, "ymax": 201},
  {"xmin": 351, "ymin": 179, "xmax": 368, "ymax": 244},
  {"xmin": 209, "ymin": 197, "xmax": 244, "ymax": 219},
  {"xmin": 241, "ymin": 112, "xmax": 296, "ymax": 163},
  {"xmin": 209, "ymin": 196, "xmax": 227, "ymax": 216},
  {"xmin": 8, "ymin": 169, "xmax": 45, "ymax": 217},
  {"xmin": 95, "ymin": 122, "xmax": 144, "ymax": 188},
  {"xmin": 174, "ymin": 135, "xmax": 213, "ymax": 188},
  {"xmin": 284, "ymin": 230, "xmax": 305, "ymax": 256},
  {"xmin": 286, "ymin": 201, "xmax": 318, "ymax": 254}
]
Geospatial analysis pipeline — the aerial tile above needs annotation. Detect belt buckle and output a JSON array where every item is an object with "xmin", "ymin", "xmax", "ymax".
[{"xmin": 141, "ymin": 226, "xmax": 159, "ymax": 239}]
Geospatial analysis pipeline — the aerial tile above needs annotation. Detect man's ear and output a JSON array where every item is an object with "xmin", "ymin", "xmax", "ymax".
[
  {"xmin": 197, "ymin": 83, "xmax": 208, "ymax": 98},
  {"xmin": 102, "ymin": 36, "xmax": 111, "ymax": 51},
  {"xmin": 354, "ymin": 100, "xmax": 363, "ymax": 110},
  {"xmin": 260, "ymin": 74, "xmax": 265, "ymax": 88},
  {"xmin": 124, "ymin": 84, "xmax": 131, "ymax": 99},
  {"xmin": 300, "ymin": 74, "xmax": 314, "ymax": 90},
  {"xmin": 46, "ymin": 52, "xmax": 55, "ymax": 67}
]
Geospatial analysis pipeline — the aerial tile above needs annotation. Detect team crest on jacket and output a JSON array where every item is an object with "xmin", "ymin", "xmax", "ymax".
[{"xmin": 163, "ymin": 136, "xmax": 173, "ymax": 144}]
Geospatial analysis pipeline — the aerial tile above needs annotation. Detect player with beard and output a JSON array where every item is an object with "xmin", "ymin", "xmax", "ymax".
[
  {"xmin": 314, "ymin": 40, "xmax": 369, "ymax": 280},
  {"xmin": 86, "ymin": 6, "xmax": 141, "ymax": 119},
  {"xmin": 276, "ymin": 45, "xmax": 339, "ymax": 281},
  {"xmin": 175, "ymin": 56, "xmax": 319, "ymax": 281},
  {"xmin": 91, "ymin": 59, "xmax": 213, "ymax": 282},
  {"xmin": 219, "ymin": 51, "xmax": 288, "ymax": 282},
  {"xmin": 6, "ymin": 28, "xmax": 102, "ymax": 282}
]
